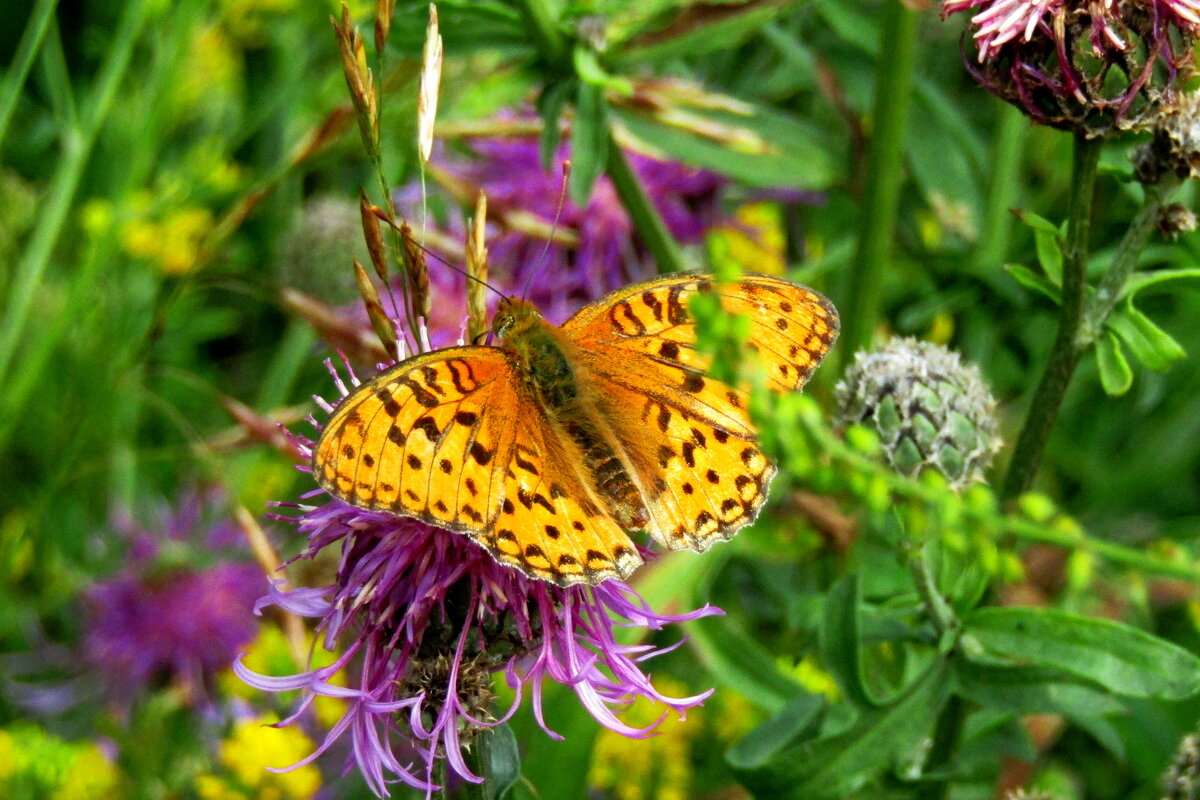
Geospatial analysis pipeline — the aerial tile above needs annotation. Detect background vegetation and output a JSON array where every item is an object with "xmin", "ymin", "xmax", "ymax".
[{"xmin": 3, "ymin": 1, "xmax": 1200, "ymax": 798}]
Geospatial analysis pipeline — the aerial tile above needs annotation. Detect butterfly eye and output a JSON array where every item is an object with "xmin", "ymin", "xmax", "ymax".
[{"xmin": 494, "ymin": 314, "xmax": 514, "ymax": 339}]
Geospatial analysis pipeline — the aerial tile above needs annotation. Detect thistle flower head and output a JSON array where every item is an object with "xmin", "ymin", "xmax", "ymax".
[
  {"xmin": 836, "ymin": 339, "xmax": 1002, "ymax": 489},
  {"xmin": 943, "ymin": 0, "xmax": 1200, "ymax": 135},
  {"xmin": 238, "ymin": 363, "xmax": 720, "ymax": 797},
  {"xmin": 83, "ymin": 493, "xmax": 262, "ymax": 706}
]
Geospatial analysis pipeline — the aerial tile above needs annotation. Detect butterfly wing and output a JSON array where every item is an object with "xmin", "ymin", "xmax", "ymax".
[
  {"xmin": 313, "ymin": 347, "xmax": 640, "ymax": 586},
  {"xmin": 562, "ymin": 271, "xmax": 838, "ymax": 552}
]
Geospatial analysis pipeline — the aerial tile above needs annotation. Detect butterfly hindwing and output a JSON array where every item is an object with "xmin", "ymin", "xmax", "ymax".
[{"xmin": 563, "ymin": 271, "xmax": 837, "ymax": 552}]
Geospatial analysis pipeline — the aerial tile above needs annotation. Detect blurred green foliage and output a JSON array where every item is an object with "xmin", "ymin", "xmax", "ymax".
[{"xmin": 4, "ymin": 1, "xmax": 1200, "ymax": 799}]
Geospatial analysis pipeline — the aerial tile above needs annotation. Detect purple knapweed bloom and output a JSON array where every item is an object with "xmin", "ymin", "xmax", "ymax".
[
  {"xmin": 943, "ymin": 0, "xmax": 1200, "ymax": 135},
  {"xmin": 83, "ymin": 493, "xmax": 262, "ymax": 706},
  {"xmin": 393, "ymin": 132, "xmax": 726, "ymax": 330},
  {"xmin": 236, "ymin": 361, "xmax": 721, "ymax": 797}
]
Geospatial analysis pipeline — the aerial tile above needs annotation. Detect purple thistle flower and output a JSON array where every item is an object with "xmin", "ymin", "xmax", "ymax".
[
  {"xmin": 84, "ymin": 496, "xmax": 262, "ymax": 706},
  {"xmin": 393, "ymin": 131, "xmax": 726, "ymax": 331},
  {"xmin": 943, "ymin": 0, "xmax": 1200, "ymax": 134},
  {"xmin": 236, "ymin": 363, "xmax": 721, "ymax": 797}
]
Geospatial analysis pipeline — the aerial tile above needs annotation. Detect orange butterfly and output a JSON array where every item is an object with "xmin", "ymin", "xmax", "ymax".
[{"xmin": 312, "ymin": 271, "xmax": 838, "ymax": 586}]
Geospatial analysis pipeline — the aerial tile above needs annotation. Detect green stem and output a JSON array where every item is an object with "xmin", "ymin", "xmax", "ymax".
[
  {"xmin": 1080, "ymin": 175, "xmax": 1183, "ymax": 345},
  {"xmin": 908, "ymin": 542, "xmax": 963, "ymax": 799},
  {"xmin": 1001, "ymin": 134, "xmax": 1101, "ymax": 500},
  {"xmin": 808, "ymin": 414, "xmax": 1200, "ymax": 583},
  {"xmin": 606, "ymin": 130, "xmax": 686, "ymax": 274},
  {"xmin": 0, "ymin": 0, "xmax": 147, "ymax": 390},
  {"xmin": 970, "ymin": 103, "xmax": 1027, "ymax": 274},
  {"xmin": 0, "ymin": 0, "xmax": 58, "ymax": 148},
  {"xmin": 840, "ymin": 0, "xmax": 919, "ymax": 358}
]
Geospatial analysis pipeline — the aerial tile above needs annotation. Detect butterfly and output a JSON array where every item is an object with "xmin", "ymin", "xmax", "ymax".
[{"xmin": 312, "ymin": 271, "xmax": 838, "ymax": 586}]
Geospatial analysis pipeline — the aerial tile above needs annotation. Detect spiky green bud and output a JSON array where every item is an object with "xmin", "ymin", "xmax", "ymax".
[{"xmin": 836, "ymin": 338, "xmax": 1001, "ymax": 489}]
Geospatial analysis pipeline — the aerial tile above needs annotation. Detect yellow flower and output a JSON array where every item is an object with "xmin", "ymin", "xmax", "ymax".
[
  {"xmin": 52, "ymin": 744, "xmax": 120, "ymax": 800},
  {"xmin": 777, "ymin": 654, "xmax": 841, "ymax": 702},
  {"xmin": 708, "ymin": 202, "xmax": 788, "ymax": 277},
  {"xmin": 588, "ymin": 678, "xmax": 698, "ymax": 800},
  {"xmin": 119, "ymin": 206, "xmax": 214, "ymax": 274},
  {"xmin": 220, "ymin": 718, "xmax": 321, "ymax": 800}
]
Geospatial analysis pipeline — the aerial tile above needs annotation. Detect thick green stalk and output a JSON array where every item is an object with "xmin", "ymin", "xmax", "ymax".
[
  {"xmin": 606, "ymin": 131, "xmax": 686, "ymax": 273},
  {"xmin": 971, "ymin": 103, "xmax": 1027, "ymax": 274},
  {"xmin": 0, "ymin": 0, "xmax": 58, "ymax": 148},
  {"xmin": 840, "ymin": 0, "xmax": 919, "ymax": 359},
  {"xmin": 1081, "ymin": 175, "xmax": 1182, "ymax": 344},
  {"xmin": 1001, "ymin": 134, "xmax": 1102, "ymax": 500},
  {"xmin": 0, "ymin": 0, "xmax": 147, "ymax": 390}
]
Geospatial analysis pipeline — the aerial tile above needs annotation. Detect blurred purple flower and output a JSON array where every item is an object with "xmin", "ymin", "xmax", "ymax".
[
  {"xmin": 390, "ymin": 132, "xmax": 726, "ymax": 342},
  {"xmin": 84, "ymin": 495, "xmax": 262, "ymax": 706},
  {"xmin": 237, "ymin": 363, "xmax": 720, "ymax": 798},
  {"xmin": 943, "ymin": 0, "xmax": 1200, "ymax": 134}
]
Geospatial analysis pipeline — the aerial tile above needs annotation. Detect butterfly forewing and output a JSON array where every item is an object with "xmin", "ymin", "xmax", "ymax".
[{"xmin": 313, "ymin": 347, "xmax": 641, "ymax": 586}]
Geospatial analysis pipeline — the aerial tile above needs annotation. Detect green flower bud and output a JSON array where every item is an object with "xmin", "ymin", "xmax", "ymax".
[{"xmin": 836, "ymin": 338, "xmax": 1001, "ymax": 489}]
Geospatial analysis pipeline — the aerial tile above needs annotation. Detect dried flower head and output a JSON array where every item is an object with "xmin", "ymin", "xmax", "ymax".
[
  {"xmin": 836, "ymin": 339, "xmax": 1002, "ymax": 489},
  {"xmin": 943, "ymin": 0, "xmax": 1200, "ymax": 135},
  {"xmin": 1133, "ymin": 91, "xmax": 1200, "ymax": 181}
]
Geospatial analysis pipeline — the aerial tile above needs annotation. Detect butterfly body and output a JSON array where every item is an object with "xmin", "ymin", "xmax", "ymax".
[
  {"xmin": 493, "ymin": 298, "xmax": 650, "ymax": 532},
  {"xmin": 313, "ymin": 271, "xmax": 838, "ymax": 587}
]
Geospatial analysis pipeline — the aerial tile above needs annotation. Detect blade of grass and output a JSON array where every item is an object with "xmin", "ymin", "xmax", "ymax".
[{"xmin": 0, "ymin": 0, "xmax": 59, "ymax": 148}]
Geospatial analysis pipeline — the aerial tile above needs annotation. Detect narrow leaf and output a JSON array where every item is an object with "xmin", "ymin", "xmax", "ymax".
[
  {"xmin": 729, "ymin": 661, "xmax": 950, "ymax": 799},
  {"xmin": 819, "ymin": 575, "xmax": 877, "ymax": 708},
  {"xmin": 1120, "ymin": 267, "xmax": 1200, "ymax": 301},
  {"xmin": 688, "ymin": 614, "xmax": 805, "ymax": 713},
  {"xmin": 726, "ymin": 693, "xmax": 825, "ymax": 770},
  {"xmin": 483, "ymin": 723, "xmax": 521, "ymax": 800},
  {"xmin": 568, "ymin": 79, "xmax": 608, "ymax": 207},
  {"xmin": 1108, "ymin": 306, "xmax": 1186, "ymax": 371},
  {"xmin": 536, "ymin": 80, "xmax": 571, "ymax": 172},
  {"xmin": 964, "ymin": 607, "xmax": 1200, "ymax": 700},
  {"xmin": 1094, "ymin": 331, "xmax": 1133, "ymax": 396},
  {"xmin": 1004, "ymin": 263, "xmax": 1062, "ymax": 304}
]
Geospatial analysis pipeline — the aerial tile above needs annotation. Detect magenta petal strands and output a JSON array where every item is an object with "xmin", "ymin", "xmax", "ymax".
[{"xmin": 236, "ymin": 363, "xmax": 721, "ymax": 797}]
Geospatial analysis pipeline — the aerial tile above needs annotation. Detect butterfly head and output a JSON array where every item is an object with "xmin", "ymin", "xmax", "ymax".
[{"xmin": 492, "ymin": 297, "xmax": 543, "ymax": 340}]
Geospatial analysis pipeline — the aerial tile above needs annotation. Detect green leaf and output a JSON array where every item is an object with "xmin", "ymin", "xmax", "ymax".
[
  {"xmin": 535, "ymin": 80, "xmax": 572, "ymax": 172},
  {"xmin": 1004, "ymin": 263, "xmax": 1062, "ymax": 304},
  {"xmin": 953, "ymin": 661, "xmax": 1126, "ymax": 757},
  {"xmin": 1108, "ymin": 306, "xmax": 1186, "ymax": 371},
  {"xmin": 688, "ymin": 613, "xmax": 806, "ymax": 713},
  {"xmin": 483, "ymin": 723, "xmax": 521, "ymax": 800},
  {"xmin": 616, "ymin": 1, "xmax": 794, "ymax": 63},
  {"xmin": 729, "ymin": 661, "xmax": 950, "ymax": 799},
  {"xmin": 1013, "ymin": 209, "xmax": 1064, "ymax": 285},
  {"xmin": 964, "ymin": 607, "xmax": 1200, "ymax": 699},
  {"xmin": 726, "ymin": 693, "xmax": 826, "ymax": 770},
  {"xmin": 1095, "ymin": 330, "xmax": 1133, "ymax": 396},
  {"xmin": 568, "ymin": 80, "xmax": 608, "ymax": 207},
  {"xmin": 612, "ymin": 105, "xmax": 835, "ymax": 190},
  {"xmin": 819, "ymin": 574, "xmax": 878, "ymax": 708},
  {"xmin": 1120, "ymin": 267, "xmax": 1200, "ymax": 300}
]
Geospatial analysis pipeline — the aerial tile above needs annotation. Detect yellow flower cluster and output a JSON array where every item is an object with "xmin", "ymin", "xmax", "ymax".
[
  {"xmin": 587, "ymin": 678, "xmax": 698, "ymax": 800},
  {"xmin": 196, "ymin": 718, "xmax": 321, "ymax": 800},
  {"xmin": 0, "ymin": 724, "xmax": 121, "ymax": 800}
]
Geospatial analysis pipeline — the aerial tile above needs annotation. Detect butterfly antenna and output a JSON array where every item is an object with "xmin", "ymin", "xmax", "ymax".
[{"xmin": 521, "ymin": 160, "xmax": 571, "ymax": 301}]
